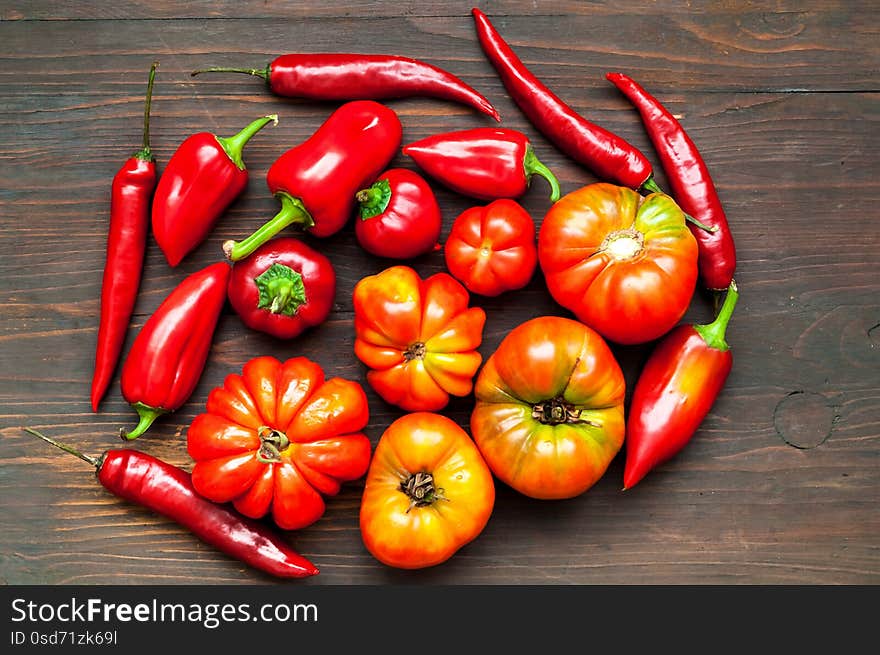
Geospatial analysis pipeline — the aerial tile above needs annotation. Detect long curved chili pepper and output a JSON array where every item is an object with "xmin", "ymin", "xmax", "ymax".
[
  {"xmin": 90, "ymin": 62, "xmax": 159, "ymax": 412},
  {"xmin": 191, "ymin": 53, "xmax": 500, "ymax": 122},
  {"xmin": 120, "ymin": 261, "xmax": 230, "ymax": 440},
  {"xmin": 623, "ymin": 280, "xmax": 738, "ymax": 490},
  {"xmin": 23, "ymin": 429, "xmax": 318, "ymax": 579},
  {"xmin": 471, "ymin": 8, "xmax": 654, "ymax": 191},
  {"xmin": 606, "ymin": 72, "xmax": 737, "ymax": 291}
]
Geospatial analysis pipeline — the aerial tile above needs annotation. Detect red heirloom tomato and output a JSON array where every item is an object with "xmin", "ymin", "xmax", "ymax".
[
  {"xmin": 360, "ymin": 412, "xmax": 495, "ymax": 569},
  {"xmin": 355, "ymin": 168, "xmax": 442, "ymax": 259},
  {"xmin": 538, "ymin": 183, "xmax": 698, "ymax": 345},
  {"xmin": 444, "ymin": 199, "xmax": 537, "ymax": 297},
  {"xmin": 471, "ymin": 316, "xmax": 626, "ymax": 499},
  {"xmin": 187, "ymin": 356, "xmax": 371, "ymax": 530},
  {"xmin": 353, "ymin": 265, "xmax": 486, "ymax": 411},
  {"xmin": 227, "ymin": 237, "xmax": 336, "ymax": 339}
]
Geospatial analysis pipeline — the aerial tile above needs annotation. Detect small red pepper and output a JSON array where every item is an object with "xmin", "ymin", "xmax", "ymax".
[
  {"xmin": 152, "ymin": 114, "xmax": 277, "ymax": 267},
  {"xmin": 471, "ymin": 8, "xmax": 656, "ymax": 192},
  {"xmin": 120, "ymin": 261, "xmax": 230, "ymax": 440},
  {"xmin": 223, "ymin": 101, "xmax": 402, "ymax": 262},
  {"xmin": 355, "ymin": 168, "xmax": 442, "ymax": 259},
  {"xmin": 402, "ymin": 128, "xmax": 561, "ymax": 202},
  {"xmin": 623, "ymin": 280, "xmax": 739, "ymax": 490},
  {"xmin": 24, "ymin": 429, "xmax": 318, "ymax": 579},
  {"xmin": 91, "ymin": 62, "xmax": 158, "ymax": 412},
  {"xmin": 606, "ymin": 72, "xmax": 737, "ymax": 291},
  {"xmin": 191, "ymin": 53, "xmax": 500, "ymax": 122},
  {"xmin": 227, "ymin": 237, "xmax": 336, "ymax": 340}
]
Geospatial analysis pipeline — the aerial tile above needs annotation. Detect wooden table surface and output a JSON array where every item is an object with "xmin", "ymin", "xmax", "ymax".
[{"xmin": 1, "ymin": 1, "xmax": 878, "ymax": 585}]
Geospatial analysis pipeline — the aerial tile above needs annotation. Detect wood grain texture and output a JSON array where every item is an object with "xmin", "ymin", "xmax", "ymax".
[{"xmin": 0, "ymin": 1, "xmax": 878, "ymax": 585}]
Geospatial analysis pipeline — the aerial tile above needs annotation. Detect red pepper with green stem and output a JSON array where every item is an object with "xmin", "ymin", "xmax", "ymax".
[
  {"xmin": 24, "ymin": 428, "xmax": 318, "ymax": 579},
  {"xmin": 606, "ymin": 72, "xmax": 736, "ymax": 291},
  {"xmin": 227, "ymin": 237, "xmax": 336, "ymax": 339},
  {"xmin": 402, "ymin": 128, "xmax": 561, "ymax": 202},
  {"xmin": 355, "ymin": 168, "xmax": 442, "ymax": 259},
  {"xmin": 223, "ymin": 100, "xmax": 402, "ymax": 262},
  {"xmin": 191, "ymin": 53, "xmax": 500, "ymax": 122},
  {"xmin": 120, "ymin": 261, "xmax": 230, "ymax": 440},
  {"xmin": 152, "ymin": 113, "xmax": 277, "ymax": 267},
  {"xmin": 91, "ymin": 62, "xmax": 158, "ymax": 412},
  {"xmin": 623, "ymin": 280, "xmax": 739, "ymax": 490}
]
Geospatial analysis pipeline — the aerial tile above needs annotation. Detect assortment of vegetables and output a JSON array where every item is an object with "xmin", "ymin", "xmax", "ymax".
[{"xmin": 28, "ymin": 7, "xmax": 740, "ymax": 577}]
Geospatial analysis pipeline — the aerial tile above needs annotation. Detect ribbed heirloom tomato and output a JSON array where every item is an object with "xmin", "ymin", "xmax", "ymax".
[
  {"xmin": 360, "ymin": 412, "xmax": 495, "ymax": 569},
  {"xmin": 538, "ymin": 183, "xmax": 699, "ymax": 345},
  {"xmin": 353, "ymin": 265, "xmax": 486, "ymax": 411},
  {"xmin": 471, "ymin": 316, "xmax": 626, "ymax": 499},
  {"xmin": 187, "ymin": 356, "xmax": 372, "ymax": 530}
]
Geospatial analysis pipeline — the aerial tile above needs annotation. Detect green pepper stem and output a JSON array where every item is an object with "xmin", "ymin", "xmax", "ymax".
[
  {"xmin": 223, "ymin": 193, "xmax": 314, "ymax": 262},
  {"xmin": 23, "ymin": 428, "xmax": 100, "ymax": 467},
  {"xmin": 120, "ymin": 402, "xmax": 167, "ymax": 441},
  {"xmin": 640, "ymin": 177, "xmax": 717, "ymax": 233},
  {"xmin": 523, "ymin": 146, "xmax": 561, "ymax": 202},
  {"xmin": 694, "ymin": 279, "xmax": 739, "ymax": 351},
  {"xmin": 191, "ymin": 64, "xmax": 271, "ymax": 83},
  {"xmin": 255, "ymin": 263, "xmax": 307, "ymax": 316},
  {"xmin": 357, "ymin": 178, "xmax": 392, "ymax": 219},
  {"xmin": 134, "ymin": 61, "xmax": 159, "ymax": 161},
  {"xmin": 215, "ymin": 114, "xmax": 278, "ymax": 170}
]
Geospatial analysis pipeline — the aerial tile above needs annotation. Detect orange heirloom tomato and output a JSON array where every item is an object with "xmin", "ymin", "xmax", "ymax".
[
  {"xmin": 360, "ymin": 412, "xmax": 495, "ymax": 569},
  {"xmin": 187, "ymin": 355, "xmax": 371, "ymax": 530},
  {"xmin": 538, "ymin": 183, "xmax": 698, "ymax": 345},
  {"xmin": 471, "ymin": 316, "xmax": 626, "ymax": 500},
  {"xmin": 353, "ymin": 265, "xmax": 486, "ymax": 411}
]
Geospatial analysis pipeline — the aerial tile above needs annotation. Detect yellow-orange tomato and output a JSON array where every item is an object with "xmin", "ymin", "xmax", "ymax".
[
  {"xmin": 471, "ymin": 316, "xmax": 626, "ymax": 499},
  {"xmin": 538, "ymin": 183, "xmax": 698, "ymax": 345},
  {"xmin": 359, "ymin": 412, "xmax": 495, "ymax": 569}
]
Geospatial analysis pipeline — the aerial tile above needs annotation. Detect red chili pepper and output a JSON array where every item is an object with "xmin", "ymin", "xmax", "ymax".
[
  {"xmin": 90, "ymin": 62, "xmax": 159, "ymax": 413},
  {"xmin": 605, "ymin": 72, "xmax": 737, "ymax": 291},
  {"xmin": 24, "ymin": 429, "xmax": 318, "ymax": 579},
  {"xmin": 355, "ymin": 168, "xmax": 442, "ymax": 259},
  {"xmin": 471, "ymin": 8, "xmax": 656, "ymax": 192},
  {"xmin": 402, "ymin": 128, "xmax": 561, "ymax": 202},
  {"xmin": 152, "ymin": 114, "xmax": 277, "ymax": 267},
  {"xmin": 191, "ymin": 53, "xmax": 500, "ymax": 122},
  {"xmin": 120, "ymin": 261, "xmax": 230, "ymax": 440},
  {"xmin": 623, "ymin": 280, "xmax": 739, "ymax": 490},
  {"xmin": 223, "ymin": 101, "xmax": 402, "ymax": 262},
  {"xmin": 227, "ymin": 237, "xmax": 336, "ymax": 340}
]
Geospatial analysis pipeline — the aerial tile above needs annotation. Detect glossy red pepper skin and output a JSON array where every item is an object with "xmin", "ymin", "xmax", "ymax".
[
  {"xmin": 227, "ymin": 237, "xmax": 336, "ymax": 340},
  {"xmin": 355, "ymin": 168, "xmax": 442, "ymax": 259},
  {"xmin": 471, "ymin": 8, "xmax": 654, "ymax": 191},
  {"xmin": 224, "ymin": 101, "xmax": 402, "ymax": 262},
  {"xmin": 120, "ymin": 261, "xmax": 231, "ymax": 439},
  {"xmin": 402, "ymin": 128, "xmax": 560, "ymax": 202},
  {"xmin": 623, "ymin": 281, "xmax": 738, "ymax": 490},
  {"xmin": 91, "ymin": 63, "xmax": 158, "ymax": 412},
  {"xmin": 192, "ymin": 53, "xmax": 500, "ymax": 122},
  {"xmin": 152, "ymin": 114, "xmax": 277, "ymax": 267},
  {"xmin": 24, "ymin": 429, "xmax": 318, "ymax": 579},
  {"xmin": 606, "ymin": 73, "xmax": 737, "ymax": 291}
]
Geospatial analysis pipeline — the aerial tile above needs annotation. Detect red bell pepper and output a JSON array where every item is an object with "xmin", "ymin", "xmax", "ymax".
[
  {"xmin": 120, "ymin": 261, "xmax": 230, "ymax": 439},
  {"xmin": 227, "ymin": 237, "xmax": 336, "ymax": 340},
  {"xmin": 152, "ymin": 114, "xmax": 277, "ymax": 267},
  {"xmin": 223, "ymin": 101, "xmax": 402, "ymax": 262},
  {"xmin": 402, "ymin": 127, "xmax": 560, "ymax": 202},
  {"xmin": 623, "ymin": 280, "xmax": 739, "ymax": 489},
  {"xmin": 355, "ymin": 168, "xmax": 442, "ymax": 259}
]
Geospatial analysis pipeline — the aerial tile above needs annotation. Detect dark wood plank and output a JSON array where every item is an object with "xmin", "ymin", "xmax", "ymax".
[{"xmin": 1, "ymin": 1, "xmax": 878, "ymax": 585}]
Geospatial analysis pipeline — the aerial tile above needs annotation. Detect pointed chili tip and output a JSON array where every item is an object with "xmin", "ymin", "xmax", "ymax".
[{"xmin": 433, "ymin": 242, "xmax": 442, "ymax": 252}]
